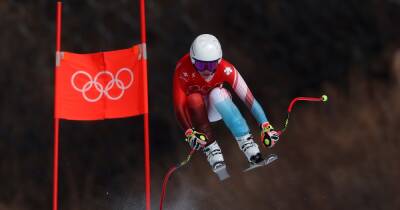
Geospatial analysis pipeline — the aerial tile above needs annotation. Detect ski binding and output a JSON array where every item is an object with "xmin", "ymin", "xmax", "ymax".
[{"xmin": 243, "ymin": 154, "xmax": 278, "ymax": 172}]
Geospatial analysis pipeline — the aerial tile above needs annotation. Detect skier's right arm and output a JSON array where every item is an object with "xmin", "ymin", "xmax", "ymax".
[{"xmin": 173, "ymin": 69, "xmax": 191, "ymax": 131}]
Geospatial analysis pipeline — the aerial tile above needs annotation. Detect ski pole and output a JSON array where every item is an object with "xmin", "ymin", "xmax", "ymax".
[
  {"xmin": 276, "ymin": 95, "xmax": 328, "ymax": 136},
  {"xmin": 159, "ymin": 148, "xmax": 197, "ymax": 210}
]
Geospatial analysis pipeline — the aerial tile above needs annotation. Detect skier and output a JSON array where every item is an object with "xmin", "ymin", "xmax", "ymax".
[{"xmin": 173, "ymin": 34, "xmax": 279, "ymax": 179}]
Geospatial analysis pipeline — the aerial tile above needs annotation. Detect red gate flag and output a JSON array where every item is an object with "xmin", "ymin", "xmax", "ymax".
[{"xmin": 55, "ymin": 44, "xmax": 146, "ymax": 120}]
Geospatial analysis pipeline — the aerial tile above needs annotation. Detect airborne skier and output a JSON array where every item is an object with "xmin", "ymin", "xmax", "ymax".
[{"xmin": 173, "ymin": 34, "xmax": 279, "ymax": 179}]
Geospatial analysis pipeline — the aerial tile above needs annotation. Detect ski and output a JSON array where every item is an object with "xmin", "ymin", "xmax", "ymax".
[{"xmin": 243, "ymin": 154, "xmax": 278, "ymax": 172}]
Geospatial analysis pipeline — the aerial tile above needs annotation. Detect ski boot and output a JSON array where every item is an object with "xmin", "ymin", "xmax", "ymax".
[
  {"xmin": 236, "ymin": 134, "xmax": 263, "ymax": 164},
  {"xmin": 237, "ymin": 134, "xmax": 278, "ymax": 172},
  {"xmin": 203, "ymin": 141, "xmax": 230, "ymax": 181}
]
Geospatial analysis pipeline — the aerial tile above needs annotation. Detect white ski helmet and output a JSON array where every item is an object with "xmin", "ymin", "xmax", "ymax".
[{"xmin": 190, "ymin": 34, "xmax": 222, "ymax": 64}]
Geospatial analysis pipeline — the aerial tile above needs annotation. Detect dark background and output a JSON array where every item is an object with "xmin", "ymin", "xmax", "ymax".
[{"xmin": 1, "ymin": 0, "xmax": 400, "ymax": 209}]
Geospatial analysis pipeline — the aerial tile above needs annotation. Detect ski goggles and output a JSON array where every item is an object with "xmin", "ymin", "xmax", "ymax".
[{"xmin": 193, "ymin": 59, "xmax": 219, "ymax": 72}]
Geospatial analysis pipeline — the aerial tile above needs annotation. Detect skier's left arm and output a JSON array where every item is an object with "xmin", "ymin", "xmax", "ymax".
[{"xmin": 226, "ymin": 67, "xmax": 279, "ymax": 148}]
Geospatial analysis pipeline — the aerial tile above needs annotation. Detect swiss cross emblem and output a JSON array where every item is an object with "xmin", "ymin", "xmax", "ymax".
[{"xmin": 224, "ymin": 67, "xmax": 233, "ymax": 75}]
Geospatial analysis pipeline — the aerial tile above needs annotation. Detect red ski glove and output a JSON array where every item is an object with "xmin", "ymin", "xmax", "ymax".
[
  {"xmin": 185, "ymin": 128, "xmax": 208, "ymax": 150},
  {"xmin": 261, "ymin": 122, "xmax": 279, "ymax": 148}
]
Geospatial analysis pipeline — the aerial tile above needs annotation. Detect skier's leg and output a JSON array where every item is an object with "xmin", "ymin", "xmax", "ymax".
[
  {"xmin": 208, "ymin": 87, "xmax": 262, "ymax": 163},
  {"xmin": 186, "ymin": 93, "xmax": 228, "ymax": 178}
]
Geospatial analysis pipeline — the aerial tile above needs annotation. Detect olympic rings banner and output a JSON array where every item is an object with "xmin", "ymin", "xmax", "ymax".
[{"xmin": 55, "ymin": 44, "xmax": 146, "ymax": 120}]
